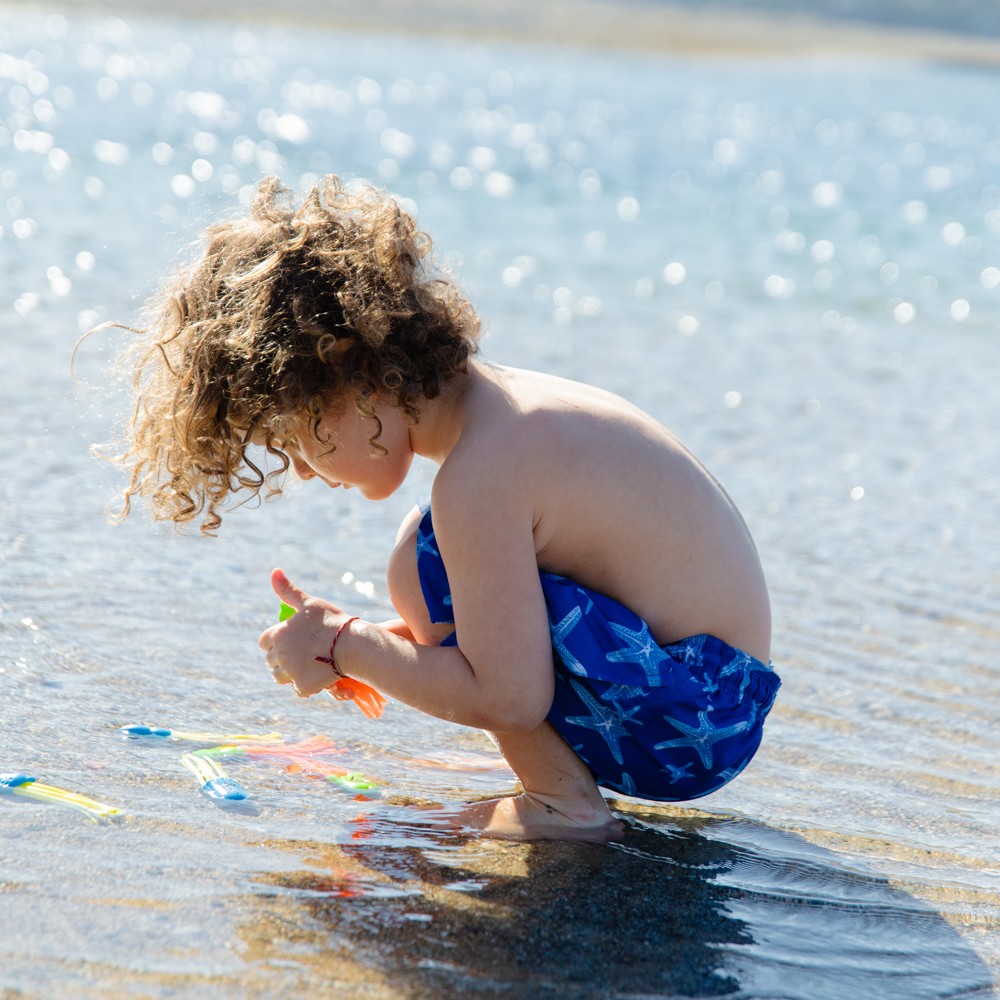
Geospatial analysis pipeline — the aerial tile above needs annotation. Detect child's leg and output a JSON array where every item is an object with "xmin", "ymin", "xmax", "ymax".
[
  {"xmin": 465, "ymin": 725, "xmax": 623, "ymax": 841},
  {"xmin": 386, "ymin": 505, "xmax": 457, "ymax": 646},
  {"xmin": 387, "ymin": 508, "xmax": 622, "ymax": 841}
]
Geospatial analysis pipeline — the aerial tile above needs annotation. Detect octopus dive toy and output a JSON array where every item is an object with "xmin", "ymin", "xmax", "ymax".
[
  {"xmin": 120, "ymin": 724, "xmax": 282, "ymax": 744},
  {"xmin": 0, "ymin": 773, "xmax": 121, "ymax": 822},
  {"xmin": 194, "ymin": 735, "xmax": 378, "ymax": 792},
  {"xmin": 278, "ymin": 602, "xmax": 387, "ymax": 719},
  {"xmin": 179, "ymin": 752, "xmax": 248, "ymax": 801},
  {"xmin": 281, "ymin": 757, "xmax": 378, "ymax": 792}
]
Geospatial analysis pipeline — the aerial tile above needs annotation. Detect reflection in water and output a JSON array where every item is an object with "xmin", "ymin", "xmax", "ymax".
[
  {"xmin": 244, "ymin": 810, "xmax": 994, "ymax": 998},
  {"xmin": 251, "ymin": 814, "xmax": 748, "ymax": 997}
]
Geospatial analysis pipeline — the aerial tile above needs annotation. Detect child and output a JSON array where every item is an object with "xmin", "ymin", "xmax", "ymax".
[{"xmin": 115, "ymin": 175, "xmax": 780, "ymax": 840}]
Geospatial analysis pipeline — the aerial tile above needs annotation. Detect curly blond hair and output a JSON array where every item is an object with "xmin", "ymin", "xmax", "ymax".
[{"xmin": 110, "ymin": 174, "xmax": 480, "ymax": 533}]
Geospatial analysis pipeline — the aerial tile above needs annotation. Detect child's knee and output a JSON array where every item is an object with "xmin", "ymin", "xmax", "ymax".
[
  {"xmin": 387, "ymin": 507, "xmax": 421, "ymax": 602},
  {"xmin": 388, "ymin": 505, "xmax": 455, "ymax": 646},
  {"xmin": 387, "ymin": 506, "xmax": 436, "ymax": 641}
]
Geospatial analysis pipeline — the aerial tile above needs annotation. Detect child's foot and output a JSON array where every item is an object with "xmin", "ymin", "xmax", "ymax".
[{"xmin": 455, "ymin": 792, "xmax": 624, "ymax": 842}]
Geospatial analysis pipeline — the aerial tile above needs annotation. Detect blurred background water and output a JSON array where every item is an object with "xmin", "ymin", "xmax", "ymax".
[
  {"xmin": 1, "ymin": 3, "xmax": 998, "ymax": 997},
  {"xmin": 661, "ymin": 0, "xmax": 1000, "ymax": 38}
]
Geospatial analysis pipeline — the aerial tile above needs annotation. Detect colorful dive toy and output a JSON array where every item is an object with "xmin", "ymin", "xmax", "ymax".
[
  {"xmin": 0, "ymin": 773, "xmax": 121, "ymax": 822},
  {"xmin": 179, "ymin": 753, "xmax": 248, "ymax": 800},
  {"xmin": 120, "ymin": 724, "xmax": 282, "ymax": 744},
  {"xmin": 278, "ymin": 602, "xmax": 387, "ymax": 719},
  {"xmin": 119, "ymin": 724, "xmax": 378, "ymax": 801},
  {"xmin": 283, "ymin": 757, "xmax": 378, "ymax": 792},
  {"xmin": 194, "ymin": 735, "xmax": 378, "ymax": 791}
]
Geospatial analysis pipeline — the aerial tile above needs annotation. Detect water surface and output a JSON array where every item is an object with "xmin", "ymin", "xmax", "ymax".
[{"xmin": 1, "ymin": 8, "xmax": 998, "ymax": 997}]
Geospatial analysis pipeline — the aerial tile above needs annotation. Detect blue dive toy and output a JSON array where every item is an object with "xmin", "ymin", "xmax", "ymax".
[
  {"xmin": 179, "ymin": 752, "xmax": 248, "ymax": 801},
  {"xmin": 120, "ymin": 724, "xmax": 281, "ymax": 744}
]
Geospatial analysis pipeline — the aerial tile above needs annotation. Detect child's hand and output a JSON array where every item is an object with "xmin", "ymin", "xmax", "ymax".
[{"xmin": 258, "ymin": 568, "xmax": 352, "ymax": 698}]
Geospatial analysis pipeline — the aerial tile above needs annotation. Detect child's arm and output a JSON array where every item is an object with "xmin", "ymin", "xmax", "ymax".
[
  {"xmin": 260, "ymin": 454, "xmax": 554, "ymax": 732},
  {"xmin": 376, "ymin": 618, "xmax": 415, "ymax": 640},
  {"xmin": 260, "ymin": 512, "xmax": 553, "ymax": 732}
]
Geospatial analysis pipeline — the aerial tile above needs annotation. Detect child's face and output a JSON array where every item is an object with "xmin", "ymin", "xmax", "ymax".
[{"xmin": 282, "ymin": 398, "xmax": 413, "ymax": 502}]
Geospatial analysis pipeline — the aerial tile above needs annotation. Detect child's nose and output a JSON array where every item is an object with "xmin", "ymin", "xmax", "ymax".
[{"xmin": 290, "ymin": 455, "xmax": 316, "ymax": 480}]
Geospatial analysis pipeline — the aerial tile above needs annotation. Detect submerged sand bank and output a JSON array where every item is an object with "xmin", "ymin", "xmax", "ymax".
[{"xmin": 7, "ymin": 0, "xmax": 1000, "ymax": 64}]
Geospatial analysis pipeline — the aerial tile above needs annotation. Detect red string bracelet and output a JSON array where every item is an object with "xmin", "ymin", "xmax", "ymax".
[{"xmin": 314, "ymin": 616, "xmax": 360, "ymax": 681}]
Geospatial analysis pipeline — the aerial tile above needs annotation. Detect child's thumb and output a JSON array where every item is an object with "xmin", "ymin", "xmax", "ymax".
[{"xmin": 271, "ymin": 568, "xmax": 309, "ymax": 611}]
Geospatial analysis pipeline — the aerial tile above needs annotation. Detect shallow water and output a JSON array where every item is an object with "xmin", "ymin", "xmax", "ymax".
[{"xmin": 1, "ymin": 7, "xmax": 998, "ymax": 998}]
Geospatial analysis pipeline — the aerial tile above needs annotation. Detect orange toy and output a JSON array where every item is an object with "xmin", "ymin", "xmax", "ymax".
[{"xmin": 279, "ymin": 602, "xmax": 387, "ymax": 719}]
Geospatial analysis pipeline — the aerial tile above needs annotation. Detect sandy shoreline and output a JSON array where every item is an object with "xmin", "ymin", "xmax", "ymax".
[{"xmin": 8, "ymin": 0, "xmax": 1000, "ymax": 64}]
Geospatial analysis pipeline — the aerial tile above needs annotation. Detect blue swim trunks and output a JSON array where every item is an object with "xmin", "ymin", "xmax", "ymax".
[{"xmin": 415, "ymin": 505, "xmax": 781, "ymax": 802}]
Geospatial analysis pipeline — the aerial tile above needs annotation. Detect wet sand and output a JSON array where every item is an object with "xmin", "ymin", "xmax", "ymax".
[
  {"xmin": 245, "ymin": 803, "xmax": 749, "ymax": 999},
  {"xmin": 45, "ymin": 798, "xmax": 991, "ymax": 998},
  {"xmin": 9, "ymin": 0, "xmax": 1000, "ymax": 64}
]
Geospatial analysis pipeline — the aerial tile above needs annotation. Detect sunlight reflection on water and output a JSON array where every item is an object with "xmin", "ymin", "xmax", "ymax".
[{"xmin": 1, "ymin": 7, "xmax": 998, "ymax": 997}]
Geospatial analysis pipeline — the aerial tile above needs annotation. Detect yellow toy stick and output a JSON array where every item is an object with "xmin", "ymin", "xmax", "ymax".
[
  {"xmin": 0, "ymin": 773, "xmax": 121, "ymax": 822},
  {"xmin": 120, "ymin": 725, "xmax": 282, "ymax": 743}
]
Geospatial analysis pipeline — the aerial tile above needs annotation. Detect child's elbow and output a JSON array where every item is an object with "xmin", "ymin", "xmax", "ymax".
[{"xmin": 477, "ymin": 693, "xmax": 551, "ymax": 734}]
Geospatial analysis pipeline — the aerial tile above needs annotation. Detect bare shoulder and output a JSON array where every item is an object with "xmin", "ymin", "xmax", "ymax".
[
  {"xmin": 431, "ymin": 367, "xmax": 548, "ymax": 506},
  {"xmin": 432, "ymin": 363, "xmax": 673, "ymax": 529}
]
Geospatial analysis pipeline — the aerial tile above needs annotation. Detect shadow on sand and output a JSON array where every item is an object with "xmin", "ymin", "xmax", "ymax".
[{"xmin": 243, "ymin": 805, "xmax": 994, "ymax": 999}]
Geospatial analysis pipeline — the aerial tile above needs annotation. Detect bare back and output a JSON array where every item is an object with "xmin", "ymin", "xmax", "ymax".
[{"xmin": 444, "ymin": 364, "xmax": 771, "ymax": 663}]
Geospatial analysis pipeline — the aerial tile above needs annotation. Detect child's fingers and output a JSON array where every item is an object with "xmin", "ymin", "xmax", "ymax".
[
  {"xmin": 258, "ymin": 624, "xmax": 280, "ymax": 651},
  {"xmin": 270, "ymin": 567, "xmax": 310, "ymax": 611}
]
